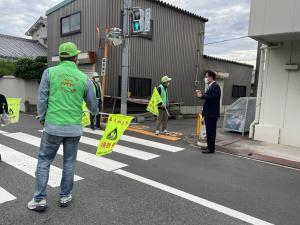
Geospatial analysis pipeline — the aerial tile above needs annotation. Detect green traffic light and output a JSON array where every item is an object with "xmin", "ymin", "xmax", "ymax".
[{"xmin": 133, "ymin": 21, "xmax": 140, "ymax": 31}]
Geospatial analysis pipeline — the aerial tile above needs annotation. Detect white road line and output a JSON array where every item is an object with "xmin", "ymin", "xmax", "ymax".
[
  {"xmin": 0, "ymin": 186, "xmax": 16, "ymax": 204},
  {"xmin": 4, "ymin": 132, "xmax": 127, "ymax": 172},
  {"xmin": 80, "ymin": 136, "xmax": 159, "ymax": 160},
  {"xmin": 83, "ymin": 128, "xmax": 185, "ymax": 152},
  {"xmin": 0, "ymin": 130, "xmax": 8, "ymax": 134},
  {"xmin": 114, "ymin": 169, "xmax": 274, "ymax": 225},
  {"xmin": 0, "ymin": 144, "xmax": 83, "ymax": 187}
]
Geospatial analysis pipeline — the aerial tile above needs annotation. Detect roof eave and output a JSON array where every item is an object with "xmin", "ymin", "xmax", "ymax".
[
  {"xmin": 46, "ymin": 0, "xmax": 75, "ymax": 16},
  {"xmin": 25, "ymin": 17, "xmax": 47, "ymax": 36}
]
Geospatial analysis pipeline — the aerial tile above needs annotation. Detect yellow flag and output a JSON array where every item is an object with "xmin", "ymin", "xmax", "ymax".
[
  {"xmin": 82, "ymin": 102, "xmax": 91, "ymax": 127},
  {"xmin": 6, "ymin": 98, "xmax": 21, "ymax": 123},
  {"xmin": 96, "ymin": 114, "xmax": 133, "ymax": 156},
  {"xmin": 146, "ymin": 87, "xmax": 162, "ymax": 116}
]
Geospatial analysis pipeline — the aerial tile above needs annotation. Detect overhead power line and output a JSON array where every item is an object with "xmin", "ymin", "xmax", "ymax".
[{"xmin": 205, "ymin": 36, "xmax": 249, "ymax": 45}]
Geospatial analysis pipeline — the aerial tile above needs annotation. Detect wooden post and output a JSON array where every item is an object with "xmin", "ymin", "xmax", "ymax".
[{"xmin": 100, "ymin": 28, "xmax": 110, "ymax": 124}]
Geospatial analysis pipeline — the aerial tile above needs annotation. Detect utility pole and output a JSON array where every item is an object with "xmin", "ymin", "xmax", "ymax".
[
  {"xmin": 99, "ymin": 28, "xmax": 109, "ymax": 123},
  {"xmin": 121, "ymin": 0, "xmax": 132, "ymax": 115}
]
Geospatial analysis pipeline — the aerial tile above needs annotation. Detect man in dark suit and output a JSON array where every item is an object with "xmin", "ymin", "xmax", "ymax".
[{"xmin": 196, "ymin": 70, "xmax": 221, "ymax": 154}]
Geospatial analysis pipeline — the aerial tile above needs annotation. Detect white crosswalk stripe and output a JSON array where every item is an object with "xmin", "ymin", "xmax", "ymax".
[
  {"xmin": 0, "ymin": 129, "xmax": 182, "ymax": 206},
  {"xmin": 0, "ymin": 186, "xmax": 16, "ymax": 204},
  {"xmin": 83, "ymin": 128, "xmax": 185, "ymax": 152},
  {"xmin": 0, "ymin": 144, "xmax": 83, "ymax": 187},
  {"xmin": 37, "ymin": 130, "xmax": 159, "ymax": 160},
  {"xmin": 3, "ymin": 132, "xmax": 127, "ymax": 172},
  {"xmin": 79, "ymin": 136, "xmax": 159, "ymax": 160},
  {"xmin": 0, "ymin": 130, "xmax": 8, "ymax": 134}
]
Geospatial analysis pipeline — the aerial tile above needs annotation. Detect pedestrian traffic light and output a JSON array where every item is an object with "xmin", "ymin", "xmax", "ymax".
[{"xmin": 131, "ymin": 9, "xmax": 144, "ymax": 33}]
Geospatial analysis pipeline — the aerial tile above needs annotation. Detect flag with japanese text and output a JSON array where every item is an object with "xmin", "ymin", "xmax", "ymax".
[{"xmin": 96, "ymin": 114, "xmax": 133, "ymax": 156}]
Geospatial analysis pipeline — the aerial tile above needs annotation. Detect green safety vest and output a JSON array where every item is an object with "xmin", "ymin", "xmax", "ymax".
[
  {"xmin": 159, "ymin": 84, "xmax": 168, "ymax": 106},
  {"xmin": 45, "ymin": 61, "xmax": 88, "ymax": 125}
]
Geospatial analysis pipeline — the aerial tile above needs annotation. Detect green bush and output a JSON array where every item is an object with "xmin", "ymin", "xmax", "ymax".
[
  {"xmin": 0, "ymin": 60, "xmax": 15, "ymax": 77},
  {"xmin": 14, "ymin": 57, "xmax": 47, "ymax": 80}
]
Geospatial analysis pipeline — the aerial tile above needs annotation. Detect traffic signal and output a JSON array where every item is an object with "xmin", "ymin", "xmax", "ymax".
[{"xmin": 131, "ymin": 9, "xmax": 144, "ymax": 33}]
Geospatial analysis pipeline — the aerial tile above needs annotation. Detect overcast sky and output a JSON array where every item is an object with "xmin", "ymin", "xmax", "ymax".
[{"xmin": 0, "ymin": 0, "xmax": 257, "ymax": 66}]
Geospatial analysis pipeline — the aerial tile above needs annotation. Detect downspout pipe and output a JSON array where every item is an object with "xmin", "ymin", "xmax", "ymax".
[{"xmin": 249, "ymin": 46, "xmax": 267, "ymax": 138}]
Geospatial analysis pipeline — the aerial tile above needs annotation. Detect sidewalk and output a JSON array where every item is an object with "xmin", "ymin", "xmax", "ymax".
[{"xmin": 134, "ymin": 117, "xmax": 300, "ymax": 169}]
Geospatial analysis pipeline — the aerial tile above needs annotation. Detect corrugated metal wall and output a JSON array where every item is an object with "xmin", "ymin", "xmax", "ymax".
[
  {"xmin": 130, "ymin": 0, "xmax": 205, "ymax": 106},
  {"xmin": 46, "ymin": 0, "xmax": 253, "ymax": 107},
  {"xmin": 47, "ymin": 0, "xmax": 108, "ymax": 65},
  {"xmin": 47, "ymin": 0, "xmax": 206, "ymax": 106},
  {"xmin": 204, "ymin": 57, "xmax": 254, "ymax": 105}
]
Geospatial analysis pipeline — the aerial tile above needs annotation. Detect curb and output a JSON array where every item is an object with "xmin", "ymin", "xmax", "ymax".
[{"xmin": 216, "ymin": 145, "xmax": 300, "ymax": 170}]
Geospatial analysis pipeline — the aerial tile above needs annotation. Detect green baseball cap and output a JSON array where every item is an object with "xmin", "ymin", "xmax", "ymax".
[{"xmin": 59, "ymin": 42, "xmax": 81, "ymax": 58}]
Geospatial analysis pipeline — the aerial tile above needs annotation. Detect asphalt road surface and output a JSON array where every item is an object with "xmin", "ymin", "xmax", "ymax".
[{"xmin": 0, "ymin": 114, "xmax": 299, "ymax": 225}]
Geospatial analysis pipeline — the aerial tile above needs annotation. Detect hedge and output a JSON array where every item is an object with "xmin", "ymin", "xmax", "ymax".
[
  {"xmin": 0, "ymin": 60, "xmax": 16, "ymax": 77},
  {"xmin": 14, "ymin": 56, "xmax": 47, "ymax": 80}
]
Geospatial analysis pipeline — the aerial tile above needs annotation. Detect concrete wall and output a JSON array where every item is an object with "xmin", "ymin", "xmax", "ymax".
[
  {"xmin": 249, "ymin": 0, "xmax": 300, "ymax": 37},
  {"xmin": 0, "ymin": 76, "xmax": 39, "ymax": 112},
  {"xmin": 254, "ymin": 41, "xmax": 300, "ymax": 147}
]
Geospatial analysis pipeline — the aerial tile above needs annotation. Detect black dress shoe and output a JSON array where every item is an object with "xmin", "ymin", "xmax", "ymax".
[
  {"xmin": 200, "ymin": 146, "xmax": 208, "ymax": 150},
  {"xmin": 202, "ymin": 149, "xmax": 215, "ymax": 154}
]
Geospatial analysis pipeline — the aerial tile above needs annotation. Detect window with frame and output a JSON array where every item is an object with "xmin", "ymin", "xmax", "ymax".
[
  {"xmin": 118, "ymin": 77, "xmax": 152, "ymax": 98},
  {"xmin": 61, "ymin": 12, "xmax": 81, "ymax": 36},
  {"xmin": 232, "ymin": 85, "xmax": 247, "ymax": 98}
]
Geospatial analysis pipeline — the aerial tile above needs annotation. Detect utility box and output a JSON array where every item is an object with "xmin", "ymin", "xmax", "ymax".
[{"xmin": 223, "ymin": 97, "xmax": 256, "ymax": 135}]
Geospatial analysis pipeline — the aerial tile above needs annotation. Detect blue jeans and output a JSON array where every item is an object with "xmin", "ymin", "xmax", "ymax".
[{"xmin": 34, "ymin": 132, "xmax": 81, "ymax": 201}]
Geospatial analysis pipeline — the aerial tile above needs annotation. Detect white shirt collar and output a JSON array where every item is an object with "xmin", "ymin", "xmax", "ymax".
[{"xmin": 208, "ymin": 81, "xmax": 215, "ymax": 88}]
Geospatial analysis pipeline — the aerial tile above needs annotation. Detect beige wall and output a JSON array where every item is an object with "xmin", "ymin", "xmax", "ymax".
[
  {"xmin": 249, "ymin": 0, "xmax": 300, "ymax": 37},
  {"xmin": 254, "ymin": 42, "xmax": 300, "ymax": 147},
  {"xmin": 0, "ymin": 76, "xmax": 39, "ymax": 112}
]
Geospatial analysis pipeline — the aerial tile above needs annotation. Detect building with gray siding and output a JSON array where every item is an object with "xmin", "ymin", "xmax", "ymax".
[{"xmin": 46, "ymin": 0, "xmax": 253, "ymax": 113}]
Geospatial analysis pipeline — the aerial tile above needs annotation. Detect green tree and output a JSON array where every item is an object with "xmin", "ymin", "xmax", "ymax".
[
  {"xmin": 14, "ymin": 56, "xmax": 47, "ymax": 80},
  {"xmin": 0, "ymin": 60, "xmax": 15, "ymax": 77}
]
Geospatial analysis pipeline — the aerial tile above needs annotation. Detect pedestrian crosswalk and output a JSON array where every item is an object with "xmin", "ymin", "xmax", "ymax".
[
  {"xmin": 0, "ymin": 186, "xmax": 16, "ymax": 204},
  {"xmin": 0, "ymin": 128, "xmax": 185, "ymax": 205}
]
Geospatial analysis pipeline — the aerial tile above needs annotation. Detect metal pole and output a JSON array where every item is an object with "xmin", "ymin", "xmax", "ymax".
[{"xmin": 121, "ymin": 0, "xmax": 132, "ymax": 115}]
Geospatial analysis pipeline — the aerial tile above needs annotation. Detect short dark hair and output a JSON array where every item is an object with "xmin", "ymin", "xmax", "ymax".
[
  {"xmin": 205, "ymin": 70, "xmax": 216, "ymax": 80},
  {"xmin": 59, "ymin": 56, "xmax": 77, "ymax": 62}
]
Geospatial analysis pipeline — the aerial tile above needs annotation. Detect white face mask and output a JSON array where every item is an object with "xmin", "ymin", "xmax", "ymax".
[{"xmin": 204, "ymin": 77, "xmax": 209, "ymax": 84}]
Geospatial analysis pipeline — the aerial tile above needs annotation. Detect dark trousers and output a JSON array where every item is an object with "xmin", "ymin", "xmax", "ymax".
[
  {"xmin": 204, "ymin": 117, "xmax": 218, "ymax": 152},
  {"xmin": 90, "ymin": 113, "xmax": 100, "ymax": 128},
  {"xmin": 90, "ymin": 101, "xmax": 101, "ymax": 128}
]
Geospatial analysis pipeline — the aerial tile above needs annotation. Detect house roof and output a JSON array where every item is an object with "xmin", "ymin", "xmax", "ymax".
[
  {"xmin": 0, "ymin": 34, "xmax": 47, "ymax": 59},
  {"xmin": 25, "ymin": 16, "xmax": 47, "ymax": 37},
  {"xmin": 46, "ymin": 0, "xmax": 208, "ymax": 22},
  {"xmin": 203, "ymin": 55, "xmax": 254, "ymax": 68}
]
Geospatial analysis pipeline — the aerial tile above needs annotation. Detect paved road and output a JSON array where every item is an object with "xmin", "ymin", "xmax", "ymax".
[{"xmin": 0, "ymin": 114, "xmax": 299, "ymax": 225}]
